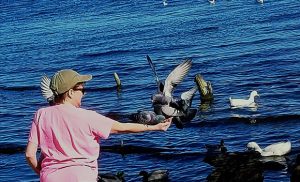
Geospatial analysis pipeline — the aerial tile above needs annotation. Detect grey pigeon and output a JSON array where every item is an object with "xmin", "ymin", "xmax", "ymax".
[
  {"xmin": 147, "ymin": 55, "xmax": 198, "ymax": 128},
  {"xmin": 129, "ymin": 111, "xmax": 165, "ymax": 125}
]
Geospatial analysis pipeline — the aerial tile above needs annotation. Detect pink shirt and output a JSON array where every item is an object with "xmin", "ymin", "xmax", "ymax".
[{"xmin": 28, "ymin": 104, "xmax": 115, "ymax": 181}]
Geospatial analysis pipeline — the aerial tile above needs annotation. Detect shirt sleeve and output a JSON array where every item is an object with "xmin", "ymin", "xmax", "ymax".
[
  {"xmin": 88, "ymin": 111, "xmax": 115, "ymax": 139},
  {"xmin": 28, "ymin": 111, "xmax": 39, "ymax": 146}
]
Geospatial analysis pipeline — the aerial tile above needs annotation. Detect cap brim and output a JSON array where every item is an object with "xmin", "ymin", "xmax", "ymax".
[{"xmin": 78, "ymin": 75, "xmax": 92, "ymax": 82}]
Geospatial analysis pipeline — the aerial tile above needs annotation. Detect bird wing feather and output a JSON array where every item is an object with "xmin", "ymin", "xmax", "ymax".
[
  {"xmin": 181, "ymin": 86, "xmax": 197, "ymax": 100},
  {"xmin": 163, "ymin": 60, "xmax": 192, "ymax": 97},
  {"xmin": 161, "ymin": 105, "xmax": 184, "ymax": 116},
  {"xmin": 40, "ymin": 75, "xmax": 54, "ymax": 101}
]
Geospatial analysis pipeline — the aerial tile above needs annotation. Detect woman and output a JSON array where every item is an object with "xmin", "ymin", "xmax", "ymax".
[{"xmin": 25, "ymin": 69, "xmax": 172, "ymax": 182}]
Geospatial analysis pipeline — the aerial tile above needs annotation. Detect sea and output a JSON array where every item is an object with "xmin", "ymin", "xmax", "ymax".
[{"xmin": 0, "ymin": 0, "xmax": 300, "ymax": 181}]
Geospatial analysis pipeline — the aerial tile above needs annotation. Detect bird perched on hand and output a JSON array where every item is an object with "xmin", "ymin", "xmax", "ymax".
[
  {"xmin": 229, "ymin": 90, "xmax": 259, "ymax": 108},
  {"xmin": 129, "ymin": 110, "xmax": 166, "ymax": 125},
  {"xmin": 147, "ymin": 55, "xmax": 197, "ymax": 128}
]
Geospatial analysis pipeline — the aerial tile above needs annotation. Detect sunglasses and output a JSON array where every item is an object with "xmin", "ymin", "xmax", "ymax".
[{"xmin": 73, "ymin": 87, "xmax": 86, "ymax": 95}]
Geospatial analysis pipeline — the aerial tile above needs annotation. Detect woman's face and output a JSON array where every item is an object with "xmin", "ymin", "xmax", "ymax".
[{"xmin": 71, "ymin": 83, "xmax": 85, "ymax": 107}]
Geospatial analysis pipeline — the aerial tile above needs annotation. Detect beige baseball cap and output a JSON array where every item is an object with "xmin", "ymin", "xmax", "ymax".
[{"xmin": 50, "ymin": 69, "xmax": 92, "ymax": 95}]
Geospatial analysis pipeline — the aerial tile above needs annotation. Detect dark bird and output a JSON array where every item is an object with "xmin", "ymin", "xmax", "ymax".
[
  {"xmin": 129, "ymin": 111, "xmax": 165, "ymax": 125},
  {"xmin": 139, "ymin": 169, "xmax": 169, "ymax": 182},
  {"xmin": 205, "ymin": 139, "xmax": 227, "ymax": 154},
  {"xmin": 204, "ymin": 151, "xmax": 264, "ymax": 182},
  {"xmin": 287, "ymin": 154, "xmax": 300, "ymax": 182},
  {"xmin": 98, "ymin": 171, "xmax": 125, "ymax": 182}
]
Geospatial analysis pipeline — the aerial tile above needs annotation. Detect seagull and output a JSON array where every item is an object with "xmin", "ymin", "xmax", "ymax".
[
  {"xmin": 229, "ymin": 90, "xmax": 259, "ymax": 108},
  {"xmin": 129, "ymin": 111, "xmax": 165, "ymax": 125},
  {"xmin": 162, "ymin": 0, "xmax": 168, "ymax": 6},
  {"xmin": 139, "ymin": 169, "xmax": 169, "ymax": 182},
  {"xmin": 257, "ymin": 0, "xmax": 263, "ymax": 4},
  {"xmin": 208, "ymin": 0, "xmax": 215, "ymax": 5},
  {"xmin": 40, "ymin": 74, "xmax": 55, "ymax": 105},
  {"xmin": 247, "ymin": 140, "xmax": 291, "ymax": 157}
]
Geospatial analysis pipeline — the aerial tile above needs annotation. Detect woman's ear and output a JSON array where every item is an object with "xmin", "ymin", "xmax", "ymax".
[{"xmin": 67, "ymin": 89, "xmax": 74, "ymax": 98}]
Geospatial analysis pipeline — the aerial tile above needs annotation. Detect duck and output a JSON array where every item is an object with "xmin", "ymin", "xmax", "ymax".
[
  {"xmin": 129, "ymin": 110, "xmax": 165, "ymax": 125},
  {"xmin": 205, "ymin": 139, "xmax": 227, "ymax": 154},
  {"xmin": 98, "ymin": 171, "xmax": 125, "ymax": 182},
  {"xmin": 40, "ymin": 74, "xmax": 55, "ymax": 105},
  {"xmin": 229, "ymin": 90, "xmax": 259, "ymax": 108},
  {"xmin": 139, "ymin": 169, "xmax": 169, "ymax": 182},
  {"xmin": 247, "ymin": 140, "xmax": 291, "ymax": 157}
]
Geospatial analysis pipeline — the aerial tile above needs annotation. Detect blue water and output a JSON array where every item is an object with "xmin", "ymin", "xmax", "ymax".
[{"xmin": 1, "ymin": 0, "xmax": 300, "ymax": 181}]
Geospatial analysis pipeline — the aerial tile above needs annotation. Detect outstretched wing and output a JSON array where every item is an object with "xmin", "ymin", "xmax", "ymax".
[
  {"xmin": 163, "ymin": 60, "xmax": 192, "ymax": 97},
  {"xmin": 40, "ymin": 75, "xmax": 54, "ymax": 101},
  {"xmin": 181, "ymin": 86, "xmax": 197, "ymax": 101},
  {"xmin": 161, "ymin": 105, "xmax": 184, "ymax": 117},
  {"xmin": 147, "ymin": 55, "xmax": 160, "ymax": 86}
]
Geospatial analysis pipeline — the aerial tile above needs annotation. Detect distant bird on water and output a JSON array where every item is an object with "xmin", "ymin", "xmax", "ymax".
[
  {"xmin": 257, "ymin": 0, "xmax": 264, "ymax": 4},
  {"xmin": 229, "ymin": 90, "xmax": 259, "ymax": 108},
  {"xmin": 139, "ymin": 169, "xmax": 169, "ymax": 182},
  {"xmin": 129, "ymin": 110, "xmax": 166, "ymax": 125},
  {"xmin": 247, "ymin": 140, "xmax": 291, "ymax": 157},
  {"xmin": 205, "ymin": 139, "xmax": 227, "ymax": 154}
]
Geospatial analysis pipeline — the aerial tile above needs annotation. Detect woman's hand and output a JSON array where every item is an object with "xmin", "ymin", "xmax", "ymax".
[{"xmin": 155, "ymin": 117, "xmax": 172, "ymax": 131}]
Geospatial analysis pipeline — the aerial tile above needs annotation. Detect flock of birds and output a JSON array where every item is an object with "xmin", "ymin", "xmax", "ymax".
[
  {"xmin": 128, "ymin": 55, "xmax": 261, "ymax": 129},
  {"xmin": 39, "ymin": 57, "xmax": 298, "ymax": 181}
]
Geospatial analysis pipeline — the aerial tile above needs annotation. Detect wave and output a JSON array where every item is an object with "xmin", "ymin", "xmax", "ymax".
[
  {"xmin": 189, "ymin": 114, "xmax": 300, "ymax": 128},
  {"xmin": 0, "ymin": 144, "xmax": 25, "ymax": 154},
  {"xmin": 79, "ymin": 49, "xmax": 133, "ymax": 58}
]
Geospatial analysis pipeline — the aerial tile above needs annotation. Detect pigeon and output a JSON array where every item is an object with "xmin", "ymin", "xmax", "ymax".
[
  {"xmin": 139, "ymin": 169, "xmax": 169, "ymax": 182},
  {"xmin": 147, "ymin": 55, "xmax": 197, "ymax": 128},
  {"xmin": 247, "ymin": 140, "xmax": 291, "ymax": 157},
  {"xmin": 40, "ymin": 74, "xmax": 55, "ymax": 105},
  {"xmin": 129, "ymin": 111, "xmax": 165, "ymax": 125},
  {"xmin": 147, "ymin": 55, "xmax": 195, "ymax": 113},
  {"xmin": 229, "ymin": 90, "xmax": 259, "ymax": 108}
]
